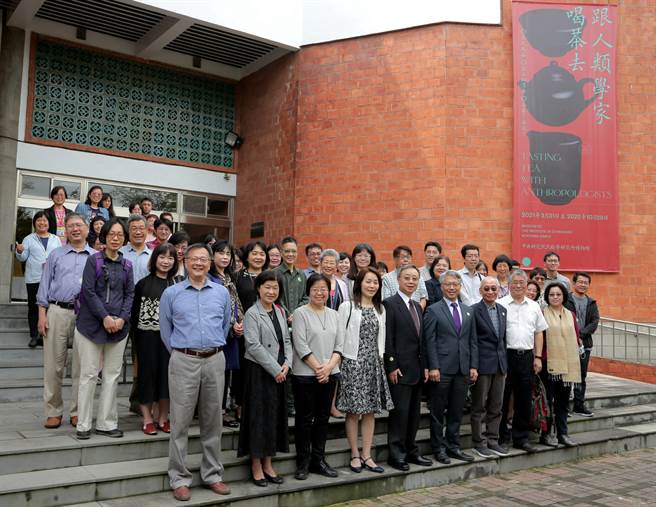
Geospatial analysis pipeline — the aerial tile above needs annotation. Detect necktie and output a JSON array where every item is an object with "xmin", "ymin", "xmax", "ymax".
[
  {"xmin": 451, "ymin": 302, "xmax": 462, "ymax": 334},
  {"xmin": 409, "ymin": 301, "xmax": 420, "ymax": 335}
]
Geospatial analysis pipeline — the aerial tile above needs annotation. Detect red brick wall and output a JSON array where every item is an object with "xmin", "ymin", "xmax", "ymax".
[
  {"xmin": 235, "ymin": 0, "xmax": 656, "ymax": 322},
  {"xmin": 590, "ymin": 357, "xmax": 656, "ymax": 385}
]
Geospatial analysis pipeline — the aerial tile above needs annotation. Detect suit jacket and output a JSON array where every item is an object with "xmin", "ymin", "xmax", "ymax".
[
  {"xmin": 422, "ymin": 298, "xmax": 478, "ymax": 375},
  {"xmin": 43, "ymin": 205, "xmax": 73, "ymax": 236},
  {"xmin": 472, "ymin": 301, "xmax": 508, "ymax": 375},
  {"xmin": 243, "ymin": 300, "xmax": 293, "ymax": 378},
  {"xmin": 383, "ymin": 294, "xmax": 425, "ymax": 385}
]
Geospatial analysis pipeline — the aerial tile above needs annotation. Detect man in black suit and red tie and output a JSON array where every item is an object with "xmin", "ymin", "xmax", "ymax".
[
  {"xmin": 423, "ymin": 270, "xmax": 478, "ymax": 464},
  {"xmin": 470, "ymin": 277, "xmax": 509, "ymax": 458},
  {"xmin": 383, "ymin": 265, "xmax": 432, "ymax": 471}
]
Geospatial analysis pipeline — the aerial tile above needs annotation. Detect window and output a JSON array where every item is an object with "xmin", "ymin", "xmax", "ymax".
[
  {"xmin": 207, "ymin": 198, "xmax": 229, "ymax": 217},
  {"xmin": 20, "ymin": 175, "xmax": 50, "ymax": 198},
  {"xmin": 183, "ymin": 194, "xmax": 206, "ymax": 216},
  {"xmin": 89, "ymin": 182, "xmax": 177, "ymax": 212},
  {"xmin": 53, "ymin": 179, "xmax": 81, "ymax": 201}
]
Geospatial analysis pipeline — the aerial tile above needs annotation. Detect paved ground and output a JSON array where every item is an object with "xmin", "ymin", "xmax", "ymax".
[{"xmin": 330, "ymin": 447, "xmax": 656, "ymax": 507}]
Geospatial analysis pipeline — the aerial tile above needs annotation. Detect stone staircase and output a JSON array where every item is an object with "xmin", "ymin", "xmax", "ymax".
[{"xmin": 1, "ymin": 304, "xmax": 656, "ymax": 507}]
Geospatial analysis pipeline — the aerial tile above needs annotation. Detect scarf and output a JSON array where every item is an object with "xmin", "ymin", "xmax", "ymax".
[{"xmin": 543, "ymin": 306, "xmax": 581, "ymax": 385}]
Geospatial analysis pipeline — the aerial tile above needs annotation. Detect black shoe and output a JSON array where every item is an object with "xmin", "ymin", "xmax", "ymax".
[
  {"xmin": 37, "ymin": 337, "xmax": 43, "ymax": 347},
  {"xmin": 388, "ymin": 458, "xmax": 409, "ymax": 471},
  {"xmin": 28, "ymin": 337, "xmax": 38, "ymax": 348},
  {"xmin": 76, "ymin": 430, "xmax": 91, "ymax": 440},
  {"xmin": 487, "ymin": 442, "xmax": 509, "ymax": 456},
  {"xmin": 294, "ymin": 467, "xmax": 309, "ymax": 480},
  {"xmin": 310, "ymin": 460, "xmax": 338, "ymax": 478},
  {"xmin": 573, "ymin": 406, "xmax": 594, "ymax": 417},
  {"xmin": 95, "ymin": 428, "xmax": 123, "ymax": 438},
  {"xmin": 434, "ymin": 450, "xmax": 451, "ymax": 465},
  {"xmin": 446, "ymin": 448, "xmax": 474, "ymax": 462},
  {"xmin": 514, "ymin": 442, "xmax": 538, "ymax": 453},
  {"xmin": 349, "ymin": 456, "xmax": 362, "ymax": 473},
  {"xmin": 557, "ymin": 435, "xmax": 578, "ymax": 447},
  {"xmin": 252, "ymin": 475, "xmax": 268, "ymax": 487},
  {"xmin": 407, "ymin": 454, "xmax": 432, "ymax": 467},
  {"xmin": 361, "ymin": 457, "xmax": 384, "ymax": 473},
  {"xmin": 263, "ymin": 472, "xmax": 284, "ymax": 484}
]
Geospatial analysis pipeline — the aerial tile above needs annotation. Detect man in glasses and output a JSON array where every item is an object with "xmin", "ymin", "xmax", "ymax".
[
  {"xmin": 382, "ymin": 245, "xmax": 428, "ymax": 310},
  {"xmin": 160, "ymin": 244, "xmax": 232, "ymax": 501},
  {"xmin": 470, "ymin": 277, "xmax": 509, "ymax": 458},
  {"xmin": 543, "ymin": 251, "xmax": 571, "ymax": 291},
  {"xmin": 458, "ymin": 244, "xmax": 483, "ymax": 306}
]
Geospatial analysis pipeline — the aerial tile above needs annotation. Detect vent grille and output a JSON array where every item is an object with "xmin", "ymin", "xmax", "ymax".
[
  {"xmin": 36, "ymin": 0, "xmax": 165, "ymax": 42},
  {"xmin": 166, "ymin": 24, "xmax": 277, "ymax": 69},
  {"xmin": 0, "ymin": 0, "xmax": 20, "ymax": 10}
]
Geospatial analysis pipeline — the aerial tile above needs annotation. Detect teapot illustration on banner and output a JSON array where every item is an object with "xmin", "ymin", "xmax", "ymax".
[
  {"xmin": 519, "ymin": 8, "xmax": 586, "ymax": 57},
  {"xmin": 518, "ymin": 62, "xmax": 598, "ymax": 126}
]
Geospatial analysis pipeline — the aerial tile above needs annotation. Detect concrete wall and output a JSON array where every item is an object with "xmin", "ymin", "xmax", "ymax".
[
  {"xmin": 0, "ymin": 23, "xmax": 24, "ymax": 303},
  {"xmin": 234, "ymin": 0, "xmax": 656, "ymax": 322}
]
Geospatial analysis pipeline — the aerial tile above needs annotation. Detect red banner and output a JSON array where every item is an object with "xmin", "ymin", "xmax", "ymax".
[{"xmin": 512, "ymin": 2, "xmax": 618, "ymax": 272}]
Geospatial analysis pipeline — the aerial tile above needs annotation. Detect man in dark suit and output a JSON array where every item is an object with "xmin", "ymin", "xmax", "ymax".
[
  {"xmin": 471, "ymin": 277, "xmax": 509, "ymax": 458},
  {"xmin": 383, "ymin": 265, "xmax": 432, "ymax": 471},
  {"xmin": 423, "ymin": 270, "xmax": 478, "ymax": 464}
]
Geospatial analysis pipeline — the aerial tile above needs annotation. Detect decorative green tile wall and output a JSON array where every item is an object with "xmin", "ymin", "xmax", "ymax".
[{"xmin": 30, "ymin": 38, "xmax": 235, "ymax": 168}]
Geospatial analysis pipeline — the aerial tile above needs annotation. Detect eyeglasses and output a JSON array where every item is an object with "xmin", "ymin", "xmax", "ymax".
[
  {"xmin": 187, "ymin": 257, "xmax": 210, "ymax": 264},
  {"xmin": 482, "ymin": 286, "xmax": 498, "ymax": 292},
  {"xmin": 355, "ymin": 252, "xmax": 371, "ymax": 258},
  {"xmin": 442, "ymin": 282, "xmax": 461, "ymax": 288},
  {"xmin": 282, "ymin": 249, "xmax": 297, "ymax": 254},
  {"xmin": 310, "ymin": 288, "xmax": 329, "ymax": 293},
  {"xmin": 106, "ymin": 232, "xmax": 124, "ymax": 239}
]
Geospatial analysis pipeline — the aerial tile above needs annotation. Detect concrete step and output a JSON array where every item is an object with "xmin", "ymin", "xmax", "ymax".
[
  {"xmin": 0, "ymin": 332, "xmax": 32, "ymax": 348},
  {"xmin": 0, "ymin": 366, "xmax": 44, "ymax": 381},
  {"xmin": 0, "ymin": 350, "xmax": 134, "ymax": 369},
  {"xmin": 0, "ymin": 319, "xmax": 30, "ymax": 331},
  {"xmin": 1, "ymin": 399, "xmax": 654, "ymax": 475},
  {"xmin": 0, "ymin": 304, "xmax": 28, "ymax": 319},
  {"xmin": 0, "ymin": 378, "xmax": 133, "ymax": 403},
  {"xmin": 4, "ymin": 422, "xmax": 656, "ymax": 507}
]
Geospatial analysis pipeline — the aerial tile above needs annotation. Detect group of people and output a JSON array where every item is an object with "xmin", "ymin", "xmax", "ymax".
[{"xmin": 15, "ymin": 184, "xmax": 601, "ymax": 502}]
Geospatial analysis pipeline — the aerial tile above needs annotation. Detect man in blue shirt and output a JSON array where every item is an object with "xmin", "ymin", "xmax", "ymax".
[
  {"xmin": 159, "ymin": 243, "xmax": 231, "ymax": 502},
  {"xmin": 37, "ymin": 213, "xmax": 95, "ymax": 429}
]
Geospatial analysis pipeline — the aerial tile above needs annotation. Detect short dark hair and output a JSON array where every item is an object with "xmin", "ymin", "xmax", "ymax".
[
  {"xmin": 128, "ymin": 202, "xmax": 142, "ymax": 214},
  {"xmin": 376, "ymin": 261, "xmax": 388, "ymax": 273},
  {"xmin": 353, "ymin": 266, "xmax": 382, "ymax": 314},
  {"xmin": 242, "ymin": 240, "xmax": 268, "ymax": 270},
  {"xmin": 305, "ymin": 242, "xmax": 322, "ymax": 255},
  {"xmin": 429, "ymin": 255, "xmax": 451, "ymax": 279},
  {"xmin": 476, "ymin": 261, "xmax": 488, "ymax": 273},
  {"xmin": 460, "ymin": 244, "xmax": 480, "ymax": 258},
  {"xmin": 543, "ymin": 251, "xmax": 560, "ymax": 262},
  {"xmin": 159, "ymin": 212, "xmax": 174, "ymax": 221},
  {"xmin": 267, "ymin": 243, "xmax": 281, "ymax": 253},
  {"xmin": 393, "ymin": 245, "xmax": 412, "ymax": 258},
  {"xmin": 50, "ymin": 185, "xmax": 67, "ymax": 199},
  {"xmin": 492, "ymin": 254, "xmax": 512, "ymax": 272},
  {"xmin": 305, "ymin": 273, "xmax": 331, "ymax": 296},
  {"xmin": 573, "ymin": 272, "xmax": 591, "ymax": 283},
  {"xmin": 424, "ymin": 241, "xmax": 442, "ymax": 253},
  {"xmin": 140, "ymin": 197, "xmax": 153, "ymax": 205},
  {"xmin": 527, "ymin": 280, "xmax": 541, "ymax": 301},
  {"xmin": 90, "ymin": 215, "xmax": 106, "ymax": 228},
  {"xmin": 148, "ymin": 243, "xmax": 178, "ymax": 278},
  {"xmin": 339, "ymin": 252, "xmax": 351, "ymax": 262},
  {"xmin": 509, "ymin": 259, "xmax": 521, "ymax": 268},
  {"xmin": 169, "ymin": 230, "xmax": 190, "ymax": 246},
  {"xmin": 253, "ymin": 269, "xmax": 283, "ymax": 298},
  {"xmin": 529, "ymin": 267, "xmax": 547, "ymax": 279},
  {"xmin": 281, "ymin": 236, "xmax": 297, "ymax": 246},
  {"xmin": 203, "ymin": 234, "xmax": 217, "ymax": 245},
  {"xmin": 85, "ymin": 185, "xmax": 103, "ymax": 205},
  {"xmin": 32, "ymin": 210, "xmax": 49, "ymax": 228},
  {"xmin": 544, "ymin": 282, "xmax": 569, "ymax": 306},
  {"xmin": 154, "ymin": 218, "xmax": 173, "ymax": 233},
  {"xmin": 99, "ymin": 218, "xmax": 127, "ymax": 245}
]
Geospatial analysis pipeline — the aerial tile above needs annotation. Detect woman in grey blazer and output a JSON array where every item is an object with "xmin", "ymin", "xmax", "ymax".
[{"xmin": 237, "ymin": 270, "xmax": 293, "ymax": 487}]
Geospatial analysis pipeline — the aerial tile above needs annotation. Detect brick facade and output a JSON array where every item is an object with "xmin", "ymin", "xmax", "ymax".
[{"xmin": 235, "ymin": 0, "xmax": 656, "ymax": 322}]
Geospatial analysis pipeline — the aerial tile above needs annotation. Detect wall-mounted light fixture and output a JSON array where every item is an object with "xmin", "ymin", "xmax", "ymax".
[{"xmin": 224, "ymin": 131, "xmax": 243, "ymax": 149}]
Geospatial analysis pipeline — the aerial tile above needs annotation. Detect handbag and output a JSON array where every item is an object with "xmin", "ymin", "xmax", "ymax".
[{"xmin": 530, "ymin": 374, "xmax": 551, "ymax": 433}]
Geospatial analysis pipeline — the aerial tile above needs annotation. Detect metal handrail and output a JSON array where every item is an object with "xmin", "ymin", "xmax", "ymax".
[{"xmin": 593, "ymin": 317, "xmax": 656, "ymax": 365}]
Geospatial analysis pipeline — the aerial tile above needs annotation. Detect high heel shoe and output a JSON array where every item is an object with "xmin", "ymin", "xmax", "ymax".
[
  {"xmin": 349, "ymin": 456, "xmax": 362, "ymax": 473},
  {"xmin": 263, "ymin": 472, "xmax": 284, "ymax": 484}
]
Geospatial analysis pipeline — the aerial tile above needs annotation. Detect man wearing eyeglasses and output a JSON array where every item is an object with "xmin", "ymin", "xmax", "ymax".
[
  {"xmin": 470, "ymin": 277, "xmax": 509, "ymax": 458},
  {"xmin": 542, "ymin": 251, "xmax": 571, "ymax": 291},
  {"xmin": 160, "ymin": 244, "xmax": 232, "ymax": 502},
  {"xmin": 382, "ymin": 245, "xmax": 428, "ymax": 309},
  {"xmin": 458, "ymin": 244, "xmax": 483, "ymax": 306}
]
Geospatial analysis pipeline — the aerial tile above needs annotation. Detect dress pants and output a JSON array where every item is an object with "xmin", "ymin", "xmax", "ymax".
[
  {"xmin": 26, "ymin": 282, "xmax": 40, "ymax": 339},
  {"xmin": 43, "ymin": 304, "xmax": 80, "ymax": 418},
  {"xmin": 388, "ymin": 382, "xmax": 422, "ymax": 461},
  {"xmin": 292, "ymin": 376, "xmax": 336, "ymax": 468},
  {"xmin": 573, "ymin": 349, "xmax": 591, "ymax": 408},
  {"xmin": 168, "ymin": 349, "xmax": 225, "ymax": 489},
  {"xmin": 540, "ymin": 362, "xmax": 571, "ymax": 437},
  {"xmin": 500, "ymin": 350, "xmax": 534, "ymax": 446},
  {"xmin": 470, "ymin": 372, "xmax": 506, "ymax": 448},
  {"xmin": 428, "ymin": 374, "xmax": 468, "ymax": 453},
  {"xmin": 75, "ymin": 329, "xmax": 127, "ymax": 432}
]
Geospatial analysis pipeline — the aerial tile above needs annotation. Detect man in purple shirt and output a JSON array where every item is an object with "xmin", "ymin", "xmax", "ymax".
[{"xmin": 37, "ymin": 213, "xmax": 95, "ymax": 429}]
